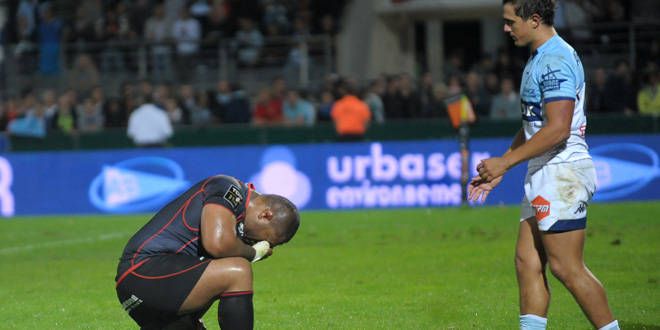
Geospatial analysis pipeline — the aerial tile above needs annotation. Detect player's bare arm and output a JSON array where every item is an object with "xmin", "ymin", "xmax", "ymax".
[
  {"xmin": 478, "ymin": 100, "xmax": 573, "ymax": 182},
  {"xmin": 201, "ymin": 203, "xmax": 261, "ymax": 260},
  {"xmin": 500, "ymin": 100, "xmax": 573, "ymax": 167},
  {"xmin": 508, "ymin": 127, "xmax": 526, "ymax": 152}
]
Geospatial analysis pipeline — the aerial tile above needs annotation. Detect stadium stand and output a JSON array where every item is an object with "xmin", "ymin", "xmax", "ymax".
[{"xmin": 0, "ymin": 0, "xmax": 658, "ymax": 151}]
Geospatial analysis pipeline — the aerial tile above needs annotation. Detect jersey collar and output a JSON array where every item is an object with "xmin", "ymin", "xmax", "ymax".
[
  {"xmin": 235, "ymin": 182, "xmax": 256, "ymax": 223},
  {"xmin": 532, "ymin": 34, "xmax": 559, "ymax": 57},
  {"xmin": 245, "ymin": 182, "xmax": 255, "ymax": 212}
]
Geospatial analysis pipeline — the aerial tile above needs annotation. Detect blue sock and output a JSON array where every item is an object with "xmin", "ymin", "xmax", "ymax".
[
  {"xmin": 598, "ymin": 320, "xmax": 620, "ymax": 330},
  {"xmin": 520, "ymin": 314, "xmax": 547, "ymax": 330}
]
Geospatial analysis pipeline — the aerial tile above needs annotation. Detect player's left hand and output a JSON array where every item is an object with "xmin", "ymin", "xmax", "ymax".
[
  {"xmin": 477, "ymin": 157, "xmax": 510, "ymax": 182},
  {"xmin": 468, "ymin": 175, "xmax": 502, "ymax": 203},
  {"xmin": 251, "ymin": 241, "xmax": 271, "ymax": 263}
]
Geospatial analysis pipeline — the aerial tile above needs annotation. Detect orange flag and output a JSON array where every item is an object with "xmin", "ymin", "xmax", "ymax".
[{"xmin": 445, "ymin": 94, "xmax": 476, "ymax": 128}]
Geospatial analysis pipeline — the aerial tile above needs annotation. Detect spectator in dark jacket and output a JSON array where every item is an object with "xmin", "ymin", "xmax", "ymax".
[
  {"xmin": 104, "ymin": 98, "xmax": 126, "ymax": 128},
  {"xmin": 223, "ymin": 84, "xmax": 251, "ymax": 124},
  {"xmin": 587, "ymin": 67, "xmax": 609, "ymax": 114},
  {"xmin": 382, "ymin": 75, "xmax": 404, "ymax": 119},
  {"xmin": 603, "ymin": 59, "xmax": 637, "ymax": 114},
  {"xmin": 210, "ymin": 80, "xmax": 232, "ymax": 122},
  {"xmin": 398, "ymin": 73, "xmax": 421, "ymax": 118}
]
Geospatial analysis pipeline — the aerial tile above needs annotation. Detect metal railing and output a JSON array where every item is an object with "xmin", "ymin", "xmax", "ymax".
[
  {"xmin": 0, "ymin": 34, "xmax": 335, "ymax": 96},
  {"xmin": 557, "ymin": 20, "xmax": 660, "ymax": 70}
]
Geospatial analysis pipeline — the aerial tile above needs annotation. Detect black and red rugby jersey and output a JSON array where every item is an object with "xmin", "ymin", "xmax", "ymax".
[{"xmin": 117, "ymin": 175, "xmax": 254, "ymax": 268}]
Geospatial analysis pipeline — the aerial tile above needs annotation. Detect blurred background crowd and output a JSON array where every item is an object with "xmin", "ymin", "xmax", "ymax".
[{"xmin": 0, "ymin": 0, "xmax": 658, "ymax": 143}]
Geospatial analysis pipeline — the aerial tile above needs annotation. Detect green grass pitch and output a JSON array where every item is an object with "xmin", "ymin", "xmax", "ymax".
[{"xmin": 0, "ymin": 202, "xmax": 658, "ymax": 329}]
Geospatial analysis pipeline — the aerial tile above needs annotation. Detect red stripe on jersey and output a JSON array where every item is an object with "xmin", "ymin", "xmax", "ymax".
[
  {"xmin": 182, "ymin": 190, "xmax": 204, "ymax": 232},
  {"xmin": 131, "ymin": 207, "xmax": 184, "ymax": 266},
  {"xmin": 236, "ymin": 182, "xmax": 255, "ymax": 223},
  {"xmin": 199, "ymin": 177, "xmax": 214, "ymax": 191},
  {"xmin": 131, "ymin": 190, "xmax": 199, "ymax": 265},
  {"xmin": 131, "ymin": 259, "xmax": 211, "ymax": 280},
  {"xmin": 245, "ymin": 183, "xmax": 254, "ymax": 210},
  {"xmin": 176, "ymin": 236, "xmax": 199, "ymax": 253},
  {"xmin": 115, "ymin": 258, "xmax": 149, "ymax": 287}
]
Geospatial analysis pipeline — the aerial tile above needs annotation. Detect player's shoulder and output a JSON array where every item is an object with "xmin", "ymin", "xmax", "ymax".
[
  {"xmin": 538, "ymin": 36, "xmax": 579, "ymax": 66},
  {"xmin": 201, "ymin": 175, "xmax": 249, "ymax": 212},
  {"xmin": 203, "ymin": 174, "xmax": 243, "ymax": 190},
  {"xmin": 537, "ymin": 52, "xmax": 573, "ymax": 68}
]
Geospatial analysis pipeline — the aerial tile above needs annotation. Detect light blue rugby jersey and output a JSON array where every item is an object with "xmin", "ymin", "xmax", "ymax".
[{"xmin": 520, "ymin": 34, "xmax": 591, "ymax": 168}]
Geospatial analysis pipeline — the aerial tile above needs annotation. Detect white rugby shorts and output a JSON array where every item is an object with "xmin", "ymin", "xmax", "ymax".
[{"xmin": 520, "ymin": 158, "xmax": 596, "ymax": 232}]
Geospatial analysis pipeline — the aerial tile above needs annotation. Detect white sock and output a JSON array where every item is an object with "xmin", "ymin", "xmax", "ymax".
[
  {"xmin": 520, "ymin": 314, "xmax": 547, "ymax": 330},
  {"xmin": 598, "ymin": 320, "xmax": 620, "ymax": 330}
]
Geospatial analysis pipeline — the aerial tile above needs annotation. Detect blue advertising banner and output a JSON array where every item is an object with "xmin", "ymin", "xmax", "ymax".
[{"xmin": 0, "ymin": 134, "xmax": 658, "ymax": 216}]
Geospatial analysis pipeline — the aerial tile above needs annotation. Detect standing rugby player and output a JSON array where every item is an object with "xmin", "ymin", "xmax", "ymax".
[{"xmin": 469, "ymin": 1, "xmax": 619, "ymax": 329}]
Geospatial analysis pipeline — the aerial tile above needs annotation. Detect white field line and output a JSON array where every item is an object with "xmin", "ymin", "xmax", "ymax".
[{"xmin": 0, "ymin": 232, "xmax": 130, "ymax": 255}]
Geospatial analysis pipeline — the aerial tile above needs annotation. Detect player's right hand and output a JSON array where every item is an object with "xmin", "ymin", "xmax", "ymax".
[
  {"xmin": 468, "ymin": 175, "xmax": 503, "ymax": 203},
  {"xmin": 251, "ymin": 241, "xmax": 271, "ymax": 263}
]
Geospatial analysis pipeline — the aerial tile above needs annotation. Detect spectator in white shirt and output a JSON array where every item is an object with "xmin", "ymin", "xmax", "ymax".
[{"xmin": 127, "ymin": 101, "xmax": 173, "ymax": 147}]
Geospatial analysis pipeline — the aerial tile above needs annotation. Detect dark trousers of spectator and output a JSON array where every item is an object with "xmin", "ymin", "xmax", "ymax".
[
  {"xmin": 176, "ymin": 54, "xmax": 196, "ymax": 83},
  {"xmin": 337, "ymin": 134, "xmax": 365, "ymax": 142}
]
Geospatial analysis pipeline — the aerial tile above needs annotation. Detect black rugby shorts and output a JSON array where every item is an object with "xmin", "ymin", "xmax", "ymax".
[{"xmin": 116, "ymin": 254, "xmax": 211, "ymax": 329}]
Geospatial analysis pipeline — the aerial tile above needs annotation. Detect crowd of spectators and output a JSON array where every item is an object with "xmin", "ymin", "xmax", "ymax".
[
  {"xmin": 1, "ymin": 47, "xmax": 657, "ymax": 143},
  {"xmin": 0, "ymin": 0, "xmax": 658, "ymax": 145},
  {"xmin": 2, "ymin": 0, "xmax": 345, "ymax": 77}
]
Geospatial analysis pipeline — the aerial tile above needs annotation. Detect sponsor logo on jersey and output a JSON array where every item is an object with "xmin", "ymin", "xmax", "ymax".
[
  {"xmin": 540, "ymin": 65, "xmax": 567, "ymax": 93},
  {"xmin": 521, "ymin": 101, "xmax": 544, "ymax": 122},
  {"xmin": 121, "ymin": 295, "xmax": 143, "ymax": 313},
  {"xmin": 574, "ymin": 201, "xmax": 587, "ymax": 214},
  {"xmin": 236, "ymin": 222, "xmax": 245, "ymax": 238},
  {"xmin": 223, "ymin": 185, "xmax": 243, "ymax": 209},
  {"xmin": 531, "ymin": 195, "xmax": 551, "ymax": 221}
]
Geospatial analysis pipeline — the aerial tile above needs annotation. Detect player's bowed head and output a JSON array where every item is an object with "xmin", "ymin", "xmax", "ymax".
[
  {"xmin": 502, "ymin": 0, "xmax": 557, "ymax": 49},
  {"xmin": 243, "ymin": 193, "xmax": 301, "ymax": 249}
]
